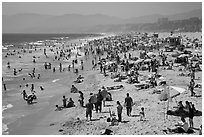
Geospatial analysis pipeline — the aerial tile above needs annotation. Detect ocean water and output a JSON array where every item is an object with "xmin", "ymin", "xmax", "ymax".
[
  {"xmin": 2, "ymin": 33, "xmax": 101, "ymax": 45},
  {"xmin": 2, "ymin": 33, "xmax": 101, "ymax": 134}
]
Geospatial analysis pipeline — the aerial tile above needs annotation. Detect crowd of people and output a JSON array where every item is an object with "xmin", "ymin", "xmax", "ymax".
[{"xmin": 2, "ymin": 32, "xmax": 202, "ymax": 134}]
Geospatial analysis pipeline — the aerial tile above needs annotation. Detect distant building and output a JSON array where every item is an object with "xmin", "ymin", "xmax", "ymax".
[{"xmin": 157, "ymin": 18, "xmax": 168, "ymax": 24}]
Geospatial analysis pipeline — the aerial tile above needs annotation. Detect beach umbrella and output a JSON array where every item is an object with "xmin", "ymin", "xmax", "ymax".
[{"xmin": 169, "ymin": 86, "xmax": 186, "ymax": 99}]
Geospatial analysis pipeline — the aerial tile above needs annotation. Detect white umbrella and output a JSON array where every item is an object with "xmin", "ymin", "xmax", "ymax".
[{"xmin": 169, "ymin": 86, "xmax": 186, "ymax": 98}]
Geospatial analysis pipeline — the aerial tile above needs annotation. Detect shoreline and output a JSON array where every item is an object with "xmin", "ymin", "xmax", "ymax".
[{"xmin": 3, "ymin": 33, "xmax": 110, "ymax": 135}]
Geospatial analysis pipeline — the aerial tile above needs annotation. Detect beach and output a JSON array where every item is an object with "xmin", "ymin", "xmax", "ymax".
[
  {"xmin": 2, "ymin": 32, "xmax": 202, "ymax": 135},
  {"xmin": 2, "ymin": 33, "xmax": 109, "ymax": 134}
]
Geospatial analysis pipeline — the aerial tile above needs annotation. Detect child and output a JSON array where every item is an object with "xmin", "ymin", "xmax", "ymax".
[
  {"xmin": 55, "ymin": 105, "xmax": 63, "ymax": 111},
  {"xmin": 139, "ymin": 107, "xmax": 145, "ymax": 121}
]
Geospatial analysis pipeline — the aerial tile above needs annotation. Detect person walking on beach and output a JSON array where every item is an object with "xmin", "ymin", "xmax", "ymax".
[
  {"xmin": 125, "ymin": 93, "xmax": 133, "ymax": 116},
  {"xmin": 85, "ymin": 99, "xmax": 93, "ymax": 121},
  {"xmin": 21, "ymin": 90, "xmax": 27, "ymax": 100},
  {"xmin": 116, "ymin": 101, "xmax": 123, "ymax": 122},
  {"xmin": 3, "ymin": 83, "xmax": 7, "ymax": 91},
  {"xmin": 78, "ymin": 91, "xmax": 84, "ymax": 107},
  {"xmin": 189, "ymin": 79, "xmax": 195, "ymax": 96},
  {"xmin": 59, "ymin": 63, "xmax": 62, "ymax": 72},
  {"xmin": 96, "ymin": 90, "xmax": 103, "ymax": 113},
  {"xmin": 31, "ymin": 84, "xmax": 34, "ymax": 92}
]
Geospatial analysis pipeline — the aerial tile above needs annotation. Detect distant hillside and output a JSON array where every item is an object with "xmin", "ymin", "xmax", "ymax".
[
  {"xmin": 88, "ymin": 17, "xmax": 202, "ymax": 32},
  {"xmin": 2, "ymin": 8, "xmax": 202, "ymax": 33}
]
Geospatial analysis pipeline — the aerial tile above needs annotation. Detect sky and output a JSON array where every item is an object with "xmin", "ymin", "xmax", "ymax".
[{"xmin": 2, "ymin": 2, "xmax": 202, "ymax": 19}]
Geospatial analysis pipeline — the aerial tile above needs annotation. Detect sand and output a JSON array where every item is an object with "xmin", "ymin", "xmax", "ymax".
[{"xmin": 3, "ymin": 32, "xmax": 202, "ymax": 135}]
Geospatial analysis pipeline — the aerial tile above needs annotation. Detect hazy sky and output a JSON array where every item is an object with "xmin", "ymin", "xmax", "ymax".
[{"xmin": 3, "ymin": 2, "xmax": 202, "ymax": 18}]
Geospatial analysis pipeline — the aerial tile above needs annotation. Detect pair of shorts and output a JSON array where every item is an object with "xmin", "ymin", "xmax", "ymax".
[{"xmin": 86, "ymin": 111, "xmax": 92, "ymax": 118}]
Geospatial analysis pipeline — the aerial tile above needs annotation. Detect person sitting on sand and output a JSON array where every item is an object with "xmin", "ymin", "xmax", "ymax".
[
  {"xmin": 31, "ymin": 93, "xmax": 37, "ymax": 100},
  {"xmin": 67, "ymin": 98, "xmax": 75, "ymax": 108},
  {"xmin": 139, "ymin": 107, "xmax": 145, "ymax": 121},
  {"xmin": 177, "ymin": 101, "xmax": 184, "ymax": 111},
  {"xmin": 77, "ymin": 75, "xmax": 83, "ymax": 80},
  {"xmin": 167, "ymin": 117, "xmax": 193, "ymax": 134},
  {"xmin": 70, "ymin": 85, "xmax": 78, "ymax": 93},
  {"xmin": 85, "ymin": 99, "xmax": 93, "ymax": 121},
  {"xmin": 26, "ymin": 93, "xmax": 37, "ymax": 104},
  {"xmin": 55, "ymin": 105, "xmax": 63, "ymax": 111}
]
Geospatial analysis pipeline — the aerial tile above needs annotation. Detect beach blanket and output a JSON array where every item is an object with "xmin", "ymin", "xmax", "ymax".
[
  {"xmin": 167, "ymin": 110, "xmax": 202, "ymax": 117},
  {"xmin": 135, "ymin": 82, "xmax": 150, "ymax": 89}
]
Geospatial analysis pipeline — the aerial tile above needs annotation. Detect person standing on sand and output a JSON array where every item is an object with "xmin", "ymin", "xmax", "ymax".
[
  {"xmin": 59, "ymin": 63, "xmax": 62, "ymax": 72},
  {"xmin": 72, "ymin": 60, "xmax": 75, "ymax": 69},
  {"xmin": 13, "ymin": 68, "xmax": 17, "ymax": 76},
  {"xmin": 189, "ymin": 79, "xmax": 195, "ymax": 96},
  {"xmin": 62, "ymin": 96, "xmax": 67, "ymax": 108},
  {"xmin": 78, "ymin": 91, "xmax": 84, "ymax": 107},
  {"xmin": 3, "ymin": 83, "xmax": 7, "ymax": 91},
  {"xmin": 21, "ymin": 90, "xmax": 27, "ymax": 100},
  {"xmin": 96, "ymin": 90, "xmax": 103, "ymax": 113},
  {"xmin": 86, "ymin": 99, "xmax": 93, "ymax": 121},
  {"xmin": 31, "ymin": 84, "xmax": 34, "ymax": 92},
  {"xmin": 116, "ymin": 101, "xmax": 123, "ymax": 122},
  {"xmin": 125, "ymin": 93, "xmax": 133, "ymax": 116}
]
